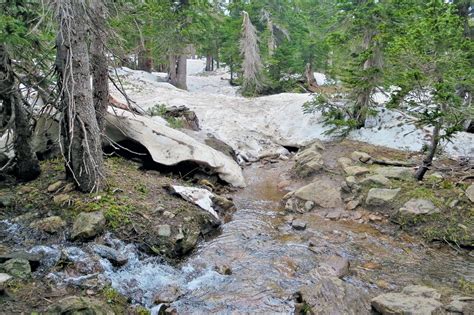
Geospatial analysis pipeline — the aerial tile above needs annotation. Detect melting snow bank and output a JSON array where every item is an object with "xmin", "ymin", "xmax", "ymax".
[
  {"xmin": 106, "ymin": 108, "xmax": 246, "ymax": 187},
  {"xmin": 111, "ymin": 67, "xmax": 474, "ymax": 159}
]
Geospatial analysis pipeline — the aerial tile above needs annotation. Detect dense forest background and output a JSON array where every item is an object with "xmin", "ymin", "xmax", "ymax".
[{"xmin": 0, "ymin": 0, "xmax": 472, "ymax": 189}]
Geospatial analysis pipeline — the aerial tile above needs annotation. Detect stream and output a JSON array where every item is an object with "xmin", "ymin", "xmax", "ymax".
[{"xmin": 100, "ymin": 161, "xmax": 474, "ymax": 314}]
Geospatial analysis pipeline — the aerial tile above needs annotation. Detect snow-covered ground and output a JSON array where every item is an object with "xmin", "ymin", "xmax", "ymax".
[{"xmin": 110, "ymin": 59, "xmax": 474, "ymax": 160}]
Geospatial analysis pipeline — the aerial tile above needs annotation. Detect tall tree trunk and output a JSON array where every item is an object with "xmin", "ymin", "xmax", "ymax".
[
  {"xmin": 205, "ymin": 54, "xmax": 212, "ymax": 71},
  {"xmin": 304, "ymin": 62, "xmax": 318, "ymax": 91},
  {"xmin": 90, "ymin": 1, "xmax": 108, "ymax": 135},
  {"xmin": 0, "ymin": 44, "xmax": 40, "ymax": 181},
  {"xmin": 169, "ymin": 54, "xmax": 187, "ymax": 90},
  {"xmin": 169, "ymin": 54, "xmax": 178, "ymax": 86},
  {"xmin": 56, "ymin": 1, "xmax": 104, "ymax": 192},
  {"xmin": 176, "ymin": 55, "xmax": 187, "ymax": 90}
]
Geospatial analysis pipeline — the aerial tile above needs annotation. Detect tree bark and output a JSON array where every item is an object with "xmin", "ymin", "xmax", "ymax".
[
  {"xmin": 304, "ymin": 62, "xmax": 318, "ymax": 91},
  {"xmin": 56, "ymin": 1, "xmax": 105, "ymax": 192},
  {"xmin": 0, "ymin": 44, "xmax": 41, "ymax": 181},
  {"xmin": 169, "ymin": 54, "xmax": 187, "ymax": 90},
  {"xmin": 205, "ymin": 54, "xmax": 212, "ymax": 71},
  {"xmin": 90, "ymin": 0, "xmax": 108, "ymax": 135}
]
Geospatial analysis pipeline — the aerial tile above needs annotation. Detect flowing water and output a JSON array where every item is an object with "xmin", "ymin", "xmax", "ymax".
[{"xmin": 101, "ymin": 161, "xmax": 474, "ymax": 314}]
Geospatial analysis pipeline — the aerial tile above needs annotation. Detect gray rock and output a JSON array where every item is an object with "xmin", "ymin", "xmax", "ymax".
[
  {"xmin": 304, "ymin": 201, "xmax": 315, "ymax": 211},
  {"xmin": 71, "ymin": 211, "xmax": 105, "ymax": 240},
  {"xmin": 345, "ymin": 176, "xmax": 357, "ymax": 188},
  {"xmin": 293, "ymin": 179, "xmax": 343, "ymax": 208},
  {"xmin": 401, "ymin": 285, "xmax": 441, "ymax": 300},
  {"xmin": 326, "ymin": 211, "xmax": 341, "ymax": 220},
  {"xmin": 445, "ymin": 296, "xmax": 474, "ymax": 314},
  {"xmin": 351, "ymin": 151, "xmax": 372, "ymax": 163},
  {"xmin": 29, "ymin": 216, "xmax": 66, "ymax": 233},
  {"xmin": 292, "ymin": 219, "xmax": 307, "ymax": 230},
  {"xmin": 294, "ymin": 141, "xmax": 325, "ymax": 177},
  {"xmin": 158, "ymin": 224, "xmax": 172, "ymax": 237},
  {"xmin": 376, "ymin": 167, "xmax": 413, "ymax": 180},
  {"xmin": 47, "ymin": 180, "xmax": 64, "ymax": 193},
  {"xmin": 346, "ymin": 199, "xmax": 360, "ymax": 211},
  {"xmin": 300, "ymin": 277, "xmax": 370, "ymax": 314},
  {"xmin": 465, "ymin": 184, "xmax": 474, "ymax": 203},
  {"xmin": 338, "ymin": 157, "xmax": 353, "ymax": 169},
  {"xmin": 361, "ymin": 174, "xmax": 391, "ymax": 187},
  {"xmin": 399, "ymin": 199, "xmax": 440, "ymax": 216},
  {"xmin": 153, "ymin": 284, "xmax": 183, "ymax": 304},
  {"xmin": 371, "ymin": 285, "xmax": 443, "ymax": 315},
  {"xmin": 1, "ymin": 258, "xmax": 31, "ymax": 279},
  {"xmin": 315, "ymin": 255, "xmax": 350, "ymax": 278},
  {"xmin": 366, "ymin": 188, "xmax": 401, "ymax": 206},
  {"xmin": 344, "ymin": 165, "xmax": 370, "ymax": 176},
  {"xmin": 92, "ymin": 244, "xmax": 128, "ymax": 266}
]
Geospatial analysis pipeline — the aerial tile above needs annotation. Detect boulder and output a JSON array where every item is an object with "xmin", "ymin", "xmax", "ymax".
[
  {"xmin": 47, "ymin": 180, "xmax": 64, "ymax": 193},
  {"xmin": 1, "ymin": 258, "xmax": 31, "ymax": 279},
  {"xmin": 293, "ymin": 179, "xmax": 343, "ymax": 208},
  {"xmin": 366, "ymin": 188, "xmax": 401, "ymax": 206},
  {"xmin": 53, "ymin": 194, "xmax": 70, "ymax": 205},
  {"xmin": 292, "ymin": 219, "xmax": 307, "ymax": 230},
  {"xmin": 71, "ymin": 212, "xmax": 105, "ymax": 240},
  {"xmin": 338, "ymin": 157, "xmax": 353, "ymax": 169},
  {"xmin": 106, "ymin": 109, "xmax": 245, "ymax": 187},
  {"xmin": 91, "ymin": 244, "xmax": 128, "ymax": 266},
  {"xmin": 294, "ymin": 141, "xmax": 326, "ymax": 177},
  {"xmin": 343, "ymin": 165, "xmax": 370, "ymax": 176},
  {"xmin": 47, "ymin": 296, "xmax": 113, "ymax": 314},
  {"xmin": 376, "ymin": 167, "xmax": 413, "ymax": 180},
  {"xmin": 371, "ymin": 285, "xmax": 443, "ymax": 315},
  {"xmin": 351, "ymin": 151, "xmax": 372, "ymax": 163},
  {"xmin": 153, "ymin": 284, "xmax": 183, "ymax": 304},
  {"xmin": 299, "ymin": 277, "xmax": 370, "ymax": 314},
  {"xmin": 29, "ymin": 216, "xmax": 66, "ymax": 233},
  {"xmin": 465, "ymin": 184, "xmax": 474, "ymax": 203},
  {"xmin": 313, "ymin": 255, "xmax": 350, "ymax": 278},
  {"xmin": 361, "ymin": 174, "xmax": 391, "ymax": 187},
  {"xmin": 445, "ymin": 296, "xmax": 474, "ymax": 314},
  {"xmin": 399, "ymin": 199, "xmax": 440, "ymax": 216}
]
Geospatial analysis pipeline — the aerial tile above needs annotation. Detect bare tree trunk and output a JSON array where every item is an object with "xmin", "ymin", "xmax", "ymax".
[
  {"xmin": 56, "ymin": 1, "xmax": 104, "ymax": 192},
  {"xmin": 169, "ymin": 54, "xmax": 187, "ymax": 90},
  {"xmin": 90, "ymin": 1, "xmax": 108, "ymax": 135},
  {"xmin": 169, "ymin": 54, "xmax": 178, "ymax": 86},
  {"xmin": 205, "ymin": 54, "xmax": 212, "ymax": 71},
  {"xmin": 0, "ymin": 44, "xmax": 40, "ymax": 181},
  {"xmin": 304, "ymin": 62, "xmax": 318, "ymax": 91},
  {"xmin": 176, "ymin": 55, "xmax": 187, "ymax": 90}
]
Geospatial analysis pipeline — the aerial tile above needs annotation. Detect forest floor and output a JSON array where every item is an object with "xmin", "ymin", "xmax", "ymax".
[{"xmin": 0, "ymin": 60, "xmax": 473, "ymax": 313}]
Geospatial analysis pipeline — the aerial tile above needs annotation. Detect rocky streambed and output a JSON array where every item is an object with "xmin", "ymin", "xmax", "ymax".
[{"xmin": 0, "ymin": 140, "xmax": 473, "ymax": 314}]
